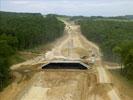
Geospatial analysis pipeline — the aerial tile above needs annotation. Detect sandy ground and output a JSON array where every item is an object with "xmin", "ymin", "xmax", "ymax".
[{"xmin": 0, "ymin": 20, "xmax": 123, "ymax": 100}]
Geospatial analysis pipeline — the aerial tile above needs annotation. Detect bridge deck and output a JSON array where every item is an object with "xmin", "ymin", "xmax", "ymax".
[{"xmin": 42, "ymin": 60, "xmax": 89, "ymax": 70}]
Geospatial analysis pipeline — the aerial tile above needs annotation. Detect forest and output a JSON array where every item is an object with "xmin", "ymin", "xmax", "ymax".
[
  {"xmin": 70, "ymin": 15, "xmax": 133, "ymax": 22},
  {"xmin": 0, "ymin": 11, "xmax": 65, "ymax": 90},
  {"xmin": 79, "ymin": 20, "xmax": 133, "ymax": 80}
]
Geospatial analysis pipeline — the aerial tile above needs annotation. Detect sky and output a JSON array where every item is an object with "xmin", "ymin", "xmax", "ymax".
[{"xmin": 0, "ymin": 0, "xmax": 133, "ymax": 16}]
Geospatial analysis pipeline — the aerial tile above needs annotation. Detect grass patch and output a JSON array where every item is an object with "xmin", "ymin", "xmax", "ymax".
[
  {"xmin": 23, "ymin": 41, "xmax": 53, "ymax": 54},
  {"xmin": 109, "ymin": 69, "xmax": 133, "ymax": 99},
  {"xmin": 9, "ymin": 53, "xmax": 26, "ymax": 65},
  {"xmin": 109, "ymin": 69, "xmax": 133, "ymax": 86},
  {"xmin": 9, "ymin": 52, "xmax": 38, "ymax": 65}
]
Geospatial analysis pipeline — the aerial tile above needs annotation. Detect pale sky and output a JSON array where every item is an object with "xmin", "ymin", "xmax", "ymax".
[{"xmin": 0, "ymin": 0, "xmax": 133, "ymax": 16}]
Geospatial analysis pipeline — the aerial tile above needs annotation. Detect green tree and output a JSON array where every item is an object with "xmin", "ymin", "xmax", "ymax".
[
  {"xmin": 0, "ymin": 11, "xmax": 65, "ymax": 90},
  {"xmin": 0, "ymin": 41, "xmax": 14, "ymax": 91},
  {"xmin": 79, "ymin": 19, "xmax": 133, "ymax": 81}
]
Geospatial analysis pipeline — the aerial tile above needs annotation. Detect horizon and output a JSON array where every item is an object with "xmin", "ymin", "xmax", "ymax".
[
  {"xmin": 0, "ymin": 0, "xmax": 133, "ymax": 17},
  {"xmin": 0, "ymin": 10, "xmax": 133, "ymax": 17}
]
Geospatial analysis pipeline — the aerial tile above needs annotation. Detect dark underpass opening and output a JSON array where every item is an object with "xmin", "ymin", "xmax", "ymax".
[{"xmin": 42, "ymin": 61, "xmax": 88, "ymax": 70}]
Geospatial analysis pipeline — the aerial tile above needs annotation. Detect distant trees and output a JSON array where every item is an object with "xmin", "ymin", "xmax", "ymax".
[
  {"xmin": 79, "ymin": 19, "xmax": 133, "ymax": 80},
  {"xmin": 0, "ymin": 11, "xmax": 65, "ymax": 90},
  {"xmin": 0, "ymin": 11, "xmax": 65, "ymax": 49},
  {"xmin": 80, "ymin": 20, "xmax": 133, "ymax": 61},
  {"xmin": 70, "ymin": 15, "xmax": 133, "ymax": 22}
]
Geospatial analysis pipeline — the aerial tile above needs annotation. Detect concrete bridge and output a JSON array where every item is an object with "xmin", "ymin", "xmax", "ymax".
[{"xmin": 42, "ymin": 60, "xmax": 90, "ymax": 70}]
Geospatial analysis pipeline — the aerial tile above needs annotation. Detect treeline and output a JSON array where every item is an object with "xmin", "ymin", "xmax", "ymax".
[
  {"xmin": 70, "ymin": 15, "xmax": 133, "ymax": 22},
  {"xmin": 0, "ymin": 11, "xmax": 65, "ymax": 90},
  {"xmin": 79, "ymin": 20, "xmax": 133, "ymax": 80},
  {"xmin": 0, "ymin": 34, "xmax": 17, "ymax": 91},
  {"xmin": 113, "ymin": 41, "xmax": 133, "ymax": 80},
  {"xmin": 0, "ymin": 11, "xmax": 65, "ymax": 49}
]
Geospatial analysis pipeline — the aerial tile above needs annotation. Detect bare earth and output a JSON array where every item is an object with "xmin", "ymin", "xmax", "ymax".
[{"xmin": 0, "ymin": 20, "xmax": 129, "ymax": 100}]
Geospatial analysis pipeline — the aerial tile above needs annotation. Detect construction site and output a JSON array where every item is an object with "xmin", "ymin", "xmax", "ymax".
[{"xmin": 0, "ymin": 19, "xmax": 131, "ymax": 100}]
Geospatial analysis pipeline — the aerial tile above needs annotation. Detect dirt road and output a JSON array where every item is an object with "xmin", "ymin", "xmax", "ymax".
[{"xmin": 0, "ymin": 20, "xmax": 121, "ymax": 100}]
